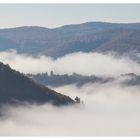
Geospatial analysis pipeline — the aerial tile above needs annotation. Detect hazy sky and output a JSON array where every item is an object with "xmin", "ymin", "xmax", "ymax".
[{"xmin": 0, "ymin": 4, "xmax": 140, "ymax": 28}]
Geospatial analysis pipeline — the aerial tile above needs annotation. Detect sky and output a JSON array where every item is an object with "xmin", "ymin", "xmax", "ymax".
[{"xmin": 0, "ymin": 4, "xmax": 140, "ymax": 28}]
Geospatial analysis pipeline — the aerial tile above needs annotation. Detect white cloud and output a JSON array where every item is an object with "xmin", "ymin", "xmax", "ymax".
[
  {"xmin": 0, "ymin": 50, "xmax": 140, "ymax": 76},
  {"xmin": 1, "ymin": 81, "xmax": 140, "ymax": 136},
  {"xmin": 0, "ymin": 50, "xmax": 140, "ymax": 136}
]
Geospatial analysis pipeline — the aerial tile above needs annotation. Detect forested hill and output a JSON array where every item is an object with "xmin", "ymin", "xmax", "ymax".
[
  {"xmin": 0, "ymin": 22, "xmax": 140, "ymax": 58},
  {"xmin": 0, "ymin": 62, "xmax": 74, "ymax": 106}
]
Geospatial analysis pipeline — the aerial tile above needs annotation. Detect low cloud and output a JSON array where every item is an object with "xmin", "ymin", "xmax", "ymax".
[
  {"xmin": 0, "ymin": 50, "xmax": 140, "ymax": 76},
  {"xmin": 1, "ymin": 80, "xmax": 140, "ymax": 136},
  {"xmin": 0, "ymin": 50, "xmax": 140, "ymax": 136}
]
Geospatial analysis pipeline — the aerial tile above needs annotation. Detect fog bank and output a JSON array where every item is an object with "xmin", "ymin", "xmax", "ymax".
[
  {"xmin": 1, "ymin": 81, "xmax": 140, "ymax": 136},
  {"xmin": 0, "ymin": 50, "xmax": 140, "ymax": 76},
  {"xmin": 0, "ymin": 50, "xmax": 140, "ymax": 136}
]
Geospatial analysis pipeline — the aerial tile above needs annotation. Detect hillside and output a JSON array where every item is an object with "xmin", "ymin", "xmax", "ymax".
[
  {"xmin": 0, "ymin": 62, "xmax": 74, "ymax": 106},
  {"xmin": 0, "ymin": 22, "xmax": 140, "ymax": 58},
  {"xmin": 27, "ymin": 72, "xmax": 111, "ymax": 87}
]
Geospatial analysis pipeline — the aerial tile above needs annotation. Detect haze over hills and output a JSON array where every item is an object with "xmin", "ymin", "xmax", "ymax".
[
  {"xmin": 27, "ymin": 71, "xmax": 140, "ymax": 88},
  {"xmin": 27, "ymin": 72, "xmax": 112, "ymax": 87},
  {"xmin": 0, "ymin": 62, "xmax": 74, "ymax": 106},
  {"xmin": 0, "ymin": 22, "xmax": 140, "ymax": 58},
  {"xmin": 1, "ymin": 20, "xmax": 140, "ymax": 136}
]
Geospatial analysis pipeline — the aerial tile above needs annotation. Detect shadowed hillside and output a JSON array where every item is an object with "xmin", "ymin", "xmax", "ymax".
[{"xmin": 0, "ymin": 62, "xmax": 74, "ymax": 106}]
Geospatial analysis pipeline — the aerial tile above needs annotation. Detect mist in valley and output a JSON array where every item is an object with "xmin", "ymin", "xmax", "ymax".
[
  {"xmin": 0, "ymin": 50, "xmax": 140, "ymax": 136},
  {"xmin": 1, "ymin": 50, "xmax": 140, "ymax": 76}
]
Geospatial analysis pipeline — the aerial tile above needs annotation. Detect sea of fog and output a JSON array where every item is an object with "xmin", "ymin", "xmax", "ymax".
[{"xmin": 0, "ymin": 51, "xmax": 140, "ymax": 136}]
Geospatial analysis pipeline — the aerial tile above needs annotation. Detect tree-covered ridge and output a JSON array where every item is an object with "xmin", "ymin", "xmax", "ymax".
[{"xmin": 0, "ymin": 62, "xmax": 74, "ymax": 106}]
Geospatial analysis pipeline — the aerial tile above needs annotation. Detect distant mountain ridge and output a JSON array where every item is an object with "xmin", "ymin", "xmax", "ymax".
[
  {"xmin": 27, "ymin": 72, "xmax": 140, "ymax": 88},
  {"xmin": 0, "ymin": 22, "xmax": 140, "ymax": 58},
  {"xmin": 27, "ymin": 72, "xmax": 111, "ymax": 87},
  {"xmin": 0, "ymin": 62, "xmax": 74, "ymax": 106}
]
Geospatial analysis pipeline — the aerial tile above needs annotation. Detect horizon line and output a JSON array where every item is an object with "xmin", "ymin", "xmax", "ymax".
[{"xmin": 0, "ymin": 21, "xmax": 140, "ymax": 30}]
